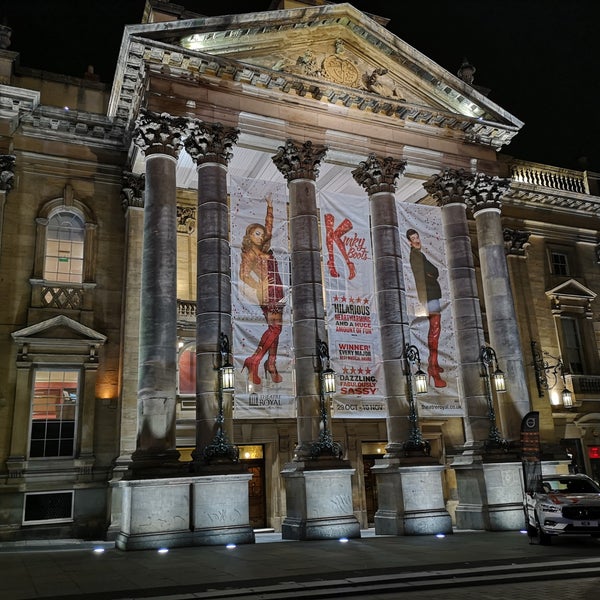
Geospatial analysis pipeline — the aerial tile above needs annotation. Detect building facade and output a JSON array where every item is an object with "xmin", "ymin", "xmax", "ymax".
[{"xmin": 1, "ymin": 0, "xmax": 600, "ymax": 545}]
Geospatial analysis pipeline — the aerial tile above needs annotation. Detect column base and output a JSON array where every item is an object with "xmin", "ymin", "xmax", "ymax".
[
  {"xmin": 452, "ymin": 450, "xmax": 527, "ymax": 531},
  {"xmin": 371, "ymin": 457, "xmax": 453, "ymax": 536},
  {"xmin": 113, "ymin": 471, "xmax": 254, "ymax": 551},
  {"xmin": 280, "ymin": 460, "xmax": 361, "ymax": 540}
]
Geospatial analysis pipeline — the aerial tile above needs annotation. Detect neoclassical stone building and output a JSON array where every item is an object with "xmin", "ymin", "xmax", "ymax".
[{"xmin": 1, "ymin": 0, "xmax": 600, "ymax": 547}]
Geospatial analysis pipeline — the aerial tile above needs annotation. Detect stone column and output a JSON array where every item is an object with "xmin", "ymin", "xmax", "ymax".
[
  {"xmin": 421, "ymin": 171, "xmax": 527, "ymax": 532},
  {"xmin": 466, "ymin": 173, "xmax": 531, "ymax": 441},
  {"xmin": 273, "ymin": 139, "xmax": 360, "ymax": 541},
  {"xmin": 272, "ymin": 139, "xmax": 329, "ymax": 459},
  {"xmin": 423, "ymin": 169, "xmax": 488, "ymax": 446},
  {"xmin": 129, "ymin": 110, "xmax": 187, "ymax": 473},
  {"xmin": 107, "ymin": 173, "xmax": 145, "ymax": 540},
  {"xmin": 184, "ymin": 120, "xmax": 240, "ymax": 467},
  {"xmin": 351, "ymin": 154, "xmax": 410, "ymax": 454},
  {"xmin": 351, "ymin": 155, "xmax": 452, "ymax": 537}
]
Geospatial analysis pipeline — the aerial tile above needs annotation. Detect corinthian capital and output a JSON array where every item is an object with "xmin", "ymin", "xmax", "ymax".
[
  {"xmin": 351, "ymin": 154, "xmax": 406, "ymax": 195},
  {"xmin": 465, "ymin": 173, "xmax": 511, "ymax": 215},
  {"xmin": 272, "ymin": 139, "xmax": 328, "ymax": 182},
  {"xmin": 132, "ymin": 110, "xmax": 187, "ymax": 158},
  {"xmin": 184, "ymin": 120, "xmax": 239, "ymax": 166},
  {"xmin": 423, "ymin": 168, "xmax": 473, "ymax": 207},
  {"xmin": 121, "ymin": 171, "xmax": 145, "ymax": 210},
  {"xmin": 0, "ymin": 155, "xmax": 16, "ymax": 192}
]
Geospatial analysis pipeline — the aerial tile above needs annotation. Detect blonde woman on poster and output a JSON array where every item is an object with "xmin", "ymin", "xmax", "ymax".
[{"xmin": 239, "ymin": 194, "xmax": 285, "ymax": 385}]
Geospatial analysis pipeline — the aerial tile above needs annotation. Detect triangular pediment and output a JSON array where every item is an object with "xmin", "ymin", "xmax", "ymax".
[
  {"xmin": 113, "ymin": 3, "xmax": 522, "ymax": 148},
  {"xmin": 545, "ymin": 279, "xmax": 597, "ymax": 301},
  {"xmin": 12, "ymin": 315, "xmax": 107, "ymax": 344}
]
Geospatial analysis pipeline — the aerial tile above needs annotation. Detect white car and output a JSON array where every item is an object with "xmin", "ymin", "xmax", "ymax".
[{"xmin": 524, "ymin": 474, "xmax": 600, "ymax": 544}]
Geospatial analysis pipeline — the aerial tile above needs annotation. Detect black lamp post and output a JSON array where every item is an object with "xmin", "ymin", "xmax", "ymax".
[
  {"xmin": 310, "ymin": 339, "xmax": 343, "ymax": 459},
  {"xmin": 202, "ymin": 332, "xmax": 239, "ymax": 463},
  {"xmin": 530, "ymin": 340, "xmax": 574, "ymax": 408},
  {"xmin": 403, "ymin": 343, "xmax": 430, "ymax": 456},
  {"xmin": 479, "ymin": 345, "xmax": 509, "ymax": 451}
]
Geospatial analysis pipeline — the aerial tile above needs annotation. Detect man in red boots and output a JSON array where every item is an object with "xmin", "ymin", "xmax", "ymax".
[{"xmin": 406, "ymin": 229, "xmax": 446, "ymax": 388}]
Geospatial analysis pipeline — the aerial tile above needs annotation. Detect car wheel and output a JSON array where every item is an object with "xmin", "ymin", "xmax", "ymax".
[{"xmin": 536, "ymin": 516, "xmax": 552, "ymax": 545}]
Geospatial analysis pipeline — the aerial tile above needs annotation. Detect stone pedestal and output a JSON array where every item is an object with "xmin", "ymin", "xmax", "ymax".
[
  {"xmin": 281, "ymin": 460, "xmax": 361, "ymax": 540},
  {"xmin": 371, "ymin": 457, "xmax": 453, "ymax": 535},
  {"xmin": 452, "ymin": 450, "xmax": 526, "ymax": 531},
  {"xmin": 190, "ymin": 471, "xmax": 255, "ymax": 546},
  {"xmin": 113, "ymin": 471, "xmax": 254, "ymax": 550}
]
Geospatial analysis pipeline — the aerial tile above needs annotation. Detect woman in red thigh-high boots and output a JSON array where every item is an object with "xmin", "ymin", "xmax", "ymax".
[{"xmin": 240, "ymin": 194, "xmax": 285, "ymax": 385}]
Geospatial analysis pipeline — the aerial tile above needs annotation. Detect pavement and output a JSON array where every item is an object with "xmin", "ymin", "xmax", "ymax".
[{"xmin": 1, "ymin": 528, "xmax": 600, "ymax": 600}]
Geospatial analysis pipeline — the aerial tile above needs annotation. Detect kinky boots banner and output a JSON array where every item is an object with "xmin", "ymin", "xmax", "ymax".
[
  {"xmin": 230, "ymin": 176, "xmax": 296, "ymax": 418},
  {"xmin": 319, "ymin": 192, "xmax": 386, "ymax": 418},
  {"xmin": 397, "ymin": 203, "xmax": 463, "ymax": 417}
]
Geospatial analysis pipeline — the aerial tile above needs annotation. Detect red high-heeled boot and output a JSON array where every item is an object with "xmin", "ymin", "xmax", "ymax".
[
  {"xmin": 427, "ymin": 313, "xmax": 446, "ymax": 387},
  {"xmin": 242, "ymin": 354, "xmax": 262, "ymax": 385}
]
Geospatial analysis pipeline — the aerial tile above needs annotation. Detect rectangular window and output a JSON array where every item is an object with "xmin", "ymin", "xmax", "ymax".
[
  {"xmin": 561, "ymin": 317, "xmax": 584, "ymax": 374},
  {"xmin": 551, "ymin": 251, "xmax": 569, "ymax": 276},
  {"xmin": 30, "ymin": 369, "xmax": 79, "ymax": 458},
  {"xmin": 23, "ymin": 491, "xmax": 73, "ymax": 525}
]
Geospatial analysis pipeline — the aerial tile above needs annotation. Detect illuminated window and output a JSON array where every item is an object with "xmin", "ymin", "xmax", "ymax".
[
  {"xmin": 178, "ymin": 345, "xmax": 196, "ymax": 395},
  {"xmin": 44, "ymin": 210, "xmax": 85, "ymax": 283},
  {"xmin": 30, "ymin": 369, "xmax": 79, "ymax": 458}
]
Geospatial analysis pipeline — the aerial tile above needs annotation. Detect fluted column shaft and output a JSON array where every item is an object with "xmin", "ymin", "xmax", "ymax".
[
  {"xmin": 424, "ymin": 169, "xmax": 488, "ymax": 445},
  {"xmin": 131, "ymin": 111, "xmax": 186, "ymax": 468},
  {"xmin": 467, "ymin": 174, "xmax": 530, "ymax": 440},
  {"xmin": 352, "ymin": 155, "xmax": 409, "ymax": 455},
  {"xmin": 272, "ymin": 140, "xmax": 328, "ymax": 459},
  {"xmin": 184, "ymin": 121, "xmax": 239, "ymax": 465}
]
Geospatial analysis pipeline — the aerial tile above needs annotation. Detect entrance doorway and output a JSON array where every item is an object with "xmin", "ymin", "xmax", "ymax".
[
  {"xmin": 363, "ymin": 455, "xmax": 379, "ymax": 524},
  {"xmin": 239, "ymin": 445, "xmax": 266, "ymax": 529}
]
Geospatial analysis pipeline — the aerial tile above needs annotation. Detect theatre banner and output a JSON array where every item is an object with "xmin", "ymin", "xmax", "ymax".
[
  {"xmin": 397, "ymin": 202, "xmax": 463, "ymax": 416},
  {"xmin": 319, "ymin": 191, "xmax": 387, "ymax": 418},
  {"xmin": 230, "ymin": 176, "xmax": 296, "ymax": 418}
]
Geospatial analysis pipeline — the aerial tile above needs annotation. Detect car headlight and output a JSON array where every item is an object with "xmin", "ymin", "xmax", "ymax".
[{"xmin": 538, "ymin": 503, "xmax": 561, "ymax": 513}]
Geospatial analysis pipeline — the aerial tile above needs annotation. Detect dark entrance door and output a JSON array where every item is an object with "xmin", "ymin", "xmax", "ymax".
[
  {"xmin": 363, "ymin": 455, "xmax": 379, "ymax": 525},
  {"xmin": 239, "ymin": 447, "xmax": 266, "ymax": 529}
]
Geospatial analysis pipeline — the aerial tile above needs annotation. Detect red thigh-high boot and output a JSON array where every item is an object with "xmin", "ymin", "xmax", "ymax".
[
  {"xmin": 324, "ymin": 213, "xmax": 340, "ymax": 277},
  {"xmin": 427, "ymin": 313, "xmax": 447, "ymax": 388},
  {"xmin": 242, "ymin": 324, "xmax": 282, "ymax": 385},
  {"xmin": 333, "ymin": 218, "xmax": 356, "ymax": 280},
  {"xmin": 264, "ymin": 326, "xmax": 283, "ymax": 383}
]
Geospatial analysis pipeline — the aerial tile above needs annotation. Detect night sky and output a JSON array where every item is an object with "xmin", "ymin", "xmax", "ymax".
[{"xmin": 2, "ymin": 0, "xmax": 599, "ymax": 172}]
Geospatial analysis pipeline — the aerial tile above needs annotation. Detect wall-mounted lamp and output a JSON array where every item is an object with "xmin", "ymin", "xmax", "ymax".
[
  {"xmin": 402, "ymin": 343, "xmax": 430, "ymax": 456},
  {"xmin": 310, "ymin": 339, "xmax": 343, "ymax": 459},
  {"xmin": 202, "ymin": 332, "xmax": 239, "ymax": 463},
  {"xmin": 480, "ymin": 345, "xmax": 509, "ymax": 451},
  {"xmin": 531, "ymin": 340, "xmax": 573, "ymax": 409}
]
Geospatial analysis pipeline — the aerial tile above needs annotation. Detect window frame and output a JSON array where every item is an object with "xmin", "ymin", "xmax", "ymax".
[{"xmin": 29, "ymin": 367, "xmax": 81, "ymax": 460}]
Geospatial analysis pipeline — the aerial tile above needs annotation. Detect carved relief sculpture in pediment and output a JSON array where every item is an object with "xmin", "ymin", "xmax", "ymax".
[{"xmin": 267, "ymin": 38, "xmax": 408, "ymax": 101}]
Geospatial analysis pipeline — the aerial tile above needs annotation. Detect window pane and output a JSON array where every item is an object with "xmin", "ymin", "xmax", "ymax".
[
  {"xmin": 562, "ymin": 318, "xmax": 584, "ymax": 374},
  {"xmin": 551, "ymin": 252, "xmax": 569, "ymax": 276},
  {"xmin": 30, "ymin": 370, "xmax": 79, "ymax": 458},
  {"xmin": 44, "ymin": 211, "xmax": 85, "ymax": 283},
  {"xmin": 178, "ymin": 346, "xmax": 196, "ymax": 395}
]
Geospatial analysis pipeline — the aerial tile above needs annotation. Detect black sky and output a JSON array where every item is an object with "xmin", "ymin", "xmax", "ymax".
[{"xmin": 2, "ymin": 0, "xmax": 599, "ymax": 172}]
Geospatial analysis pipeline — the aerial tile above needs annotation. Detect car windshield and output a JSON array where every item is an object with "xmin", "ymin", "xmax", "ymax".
[{"xmin": 543, "ymin": 478, "xmax": 600, "ymax": 494}]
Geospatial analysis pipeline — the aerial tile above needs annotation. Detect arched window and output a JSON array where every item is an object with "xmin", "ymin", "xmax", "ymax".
[{"xmin": 44, "ymin": 210, "xmax": 85, "ymax": 283}]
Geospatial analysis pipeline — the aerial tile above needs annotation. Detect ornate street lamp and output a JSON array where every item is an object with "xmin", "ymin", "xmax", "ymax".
[
  {"xmin": 479, "ymin": 345, "xmax": 509, "ymax": 451},
  {"xmin": 203, "ymin": 332, "xmax": 239, "ymax": 463},
  {"xmin": 310, "ymin": 339, "xmax": 343, "ymax": 459},
  {"xmin": 402, "ymin": 343, "xmax": 430, "ymax": 456},
  {"xmin": 531, "ymin": 340, "xmax": 573, "ymax": 408}
]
